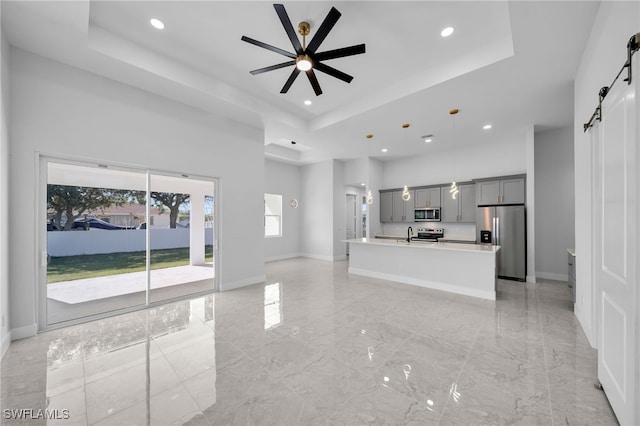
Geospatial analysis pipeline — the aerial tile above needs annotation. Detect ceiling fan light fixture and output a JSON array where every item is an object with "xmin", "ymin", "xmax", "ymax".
[{"xmin": 296, "ymin": 55, "xmax": 313, "ymax": 71}]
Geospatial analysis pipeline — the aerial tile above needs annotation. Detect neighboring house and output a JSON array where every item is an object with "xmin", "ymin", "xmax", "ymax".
[{"xmin": 89, "ymin": 204, "xmax": 170, "ymax": 229}]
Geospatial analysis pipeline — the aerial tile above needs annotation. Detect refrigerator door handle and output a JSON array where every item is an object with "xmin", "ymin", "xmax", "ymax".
[
  {"xmin": 496, "ymin": 217, "xmax": 500, "ymax": 245},
  {"xmin": 492, "ymin": 216, "xmax": 496, "ymax": 245}
]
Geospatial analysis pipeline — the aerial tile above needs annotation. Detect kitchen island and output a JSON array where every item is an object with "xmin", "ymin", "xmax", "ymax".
[{"xmin": 346, "ymin": 238, "xmax": 500, "ymax": 300}]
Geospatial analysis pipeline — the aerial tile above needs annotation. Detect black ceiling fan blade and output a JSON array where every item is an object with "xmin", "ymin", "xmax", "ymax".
[
  {"xmin": 241, "ymin": 36, "xmax": 296, "ymax": 59},
  {"xmin": 306, "ymin": 7, "xmax": 341, "ymax": 54},
  {"xmin": 306, "ymin": 69, "xmax": 323, "ymax": 96},
  {"xmin": 314, "ymin": 62, "xmax": 353, "ymax": 83},
  {"xmin": 314, "ymin": 44, "xmax": 366, "ymax": 62},
  {"xmin": 273, "ymin": 4, "xmax": 303, "ymax": 55},
  {"xmin": 250, "ymin": 61, "xmax": 295, "ymax": 75},
  {"xmin": 281, "ymin": 68, "xmax": 301, "ymax": 93}
]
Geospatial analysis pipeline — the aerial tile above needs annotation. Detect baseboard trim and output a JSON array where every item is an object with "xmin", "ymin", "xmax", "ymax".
[
  {"xmin": 1, "ymin": 331, "xmax": 10, "ymax": 359},
  {"xmin": 299, "ymin": 253, "xmax": 336, "ymax": 262},
  {"xmin": 348, "ymin": 267, "xmax": 496, "ymax": 301},
  {"xmin": 219, "ymin": 275, "xmax": 265, "ymax": 291},
  {"xmin": 10, "ymin": 323, "xmax": 38, "ymax": 341},
  {"xmin": 264, "ymin": 253, "xmax": 302, "ymax": 263},
  {"xmin": 536, "ymin": 272, "xmax": 568, "ymax": 282},
  {"xmin": 574, "ymin": 308, "xmax": 596, "ymax": 348},
  {"xmin": 526, "ymin": 274, "xmax": 537, "ymax": 283}
]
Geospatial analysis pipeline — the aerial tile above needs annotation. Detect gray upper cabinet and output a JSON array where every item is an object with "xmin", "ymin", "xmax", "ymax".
[
  {"xmin": 459, "ymin": 184, "xmax": 476, "ymax": 222},
  {"xmin": 380, "ymin": 189, "xmax": 414, "ymax": 222},
  {"xmin": 501, "ymin": 178, "xmax": 526, "ymax": 204},
  {"xmin": 476, "ymin": 176, "xmax": 525, "ymax": 205},
  {"xmin": 414, "ymin": 187, "xmax": 441, "ymax": 208},
  {"xmin": 441, "ymin": 183, "xmax": 475, "ymax": 223},
  {"xmin": 380, "ymin": 191, "xmax": 393, "ymax": 222}
]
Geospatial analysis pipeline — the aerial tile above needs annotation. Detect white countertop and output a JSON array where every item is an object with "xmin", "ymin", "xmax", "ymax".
[
  {"xmin": 567, "ymin": 248, "xmax": 575, "ymax": 256},
  {"xmin": 346, "ymin": 238, "xmax": 500, "ymax": 254}
]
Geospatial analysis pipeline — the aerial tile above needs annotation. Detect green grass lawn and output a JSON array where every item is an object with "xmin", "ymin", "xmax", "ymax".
[{"xmin": 47, "ymin": 246, "xmax": 214, "ymax": 283}]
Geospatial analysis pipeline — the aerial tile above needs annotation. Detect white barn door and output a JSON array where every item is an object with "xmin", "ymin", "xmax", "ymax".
[{"xmin": 593, "ymin": 53, "xmax": 638, "ymax": 425}]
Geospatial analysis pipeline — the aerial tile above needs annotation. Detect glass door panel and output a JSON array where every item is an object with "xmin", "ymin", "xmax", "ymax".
[
  {"xmin": 149, "ymin": 174, "xmax": 215, "ymax": 304},
  {"xmin": 46, "ymin": 161, "xmax": 147, "ymax": 325}
]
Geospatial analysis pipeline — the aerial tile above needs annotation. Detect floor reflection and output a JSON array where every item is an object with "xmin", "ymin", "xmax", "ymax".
[{"xmin": 1, "ymin": 258, "xmax": 619, "ymax": 425}]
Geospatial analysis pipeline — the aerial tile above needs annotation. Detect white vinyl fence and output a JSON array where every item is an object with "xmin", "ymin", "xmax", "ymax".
[{"xmin": 47, "ymin": 229, "xmax": 214, "ymax": 257}]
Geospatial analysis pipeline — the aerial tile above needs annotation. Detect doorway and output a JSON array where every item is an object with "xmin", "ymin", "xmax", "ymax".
[{"xmin": 41, "ymin": 159, "xmax": 217, "ymax": 328}]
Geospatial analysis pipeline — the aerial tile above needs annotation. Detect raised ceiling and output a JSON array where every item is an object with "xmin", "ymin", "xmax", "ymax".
[{"xmin": 1, "ymin": 1, "xmax": 600, "ymax": 164}]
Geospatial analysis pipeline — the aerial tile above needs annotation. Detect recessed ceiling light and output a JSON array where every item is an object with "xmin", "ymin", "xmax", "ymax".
[
  {"xmin": 422, "ymin": 134, "xmax": 434, "ymax": 143},
  {"xmin": 424, "ymin": 138, "xmax": 433, "ymax": 143},
  {"xmin": 483, "ymin": 124, "xmax": 493, "ymax": 130},
  {"xmin": 441, "ymin": 27, "xmax": 454, "ymax": 37},
  {"xmin": 360, "ymin": 183, "xmax": 366, "ymax": 186},
  {"xmin": 150, "ymin": 18, "xmax": 165, "ymax": 30},
  {"xmin": 381, "ymin": 148, "xmax": 388, "ymax": 153},
  {"xmin": 304, "ymin": 100, "xmax": 312, "ymax": 106}
]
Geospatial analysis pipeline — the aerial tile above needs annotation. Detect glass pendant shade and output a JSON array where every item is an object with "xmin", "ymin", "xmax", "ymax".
[{"xmin": 402, "ymin": 185, "xmax": 411, "ymax": 201}]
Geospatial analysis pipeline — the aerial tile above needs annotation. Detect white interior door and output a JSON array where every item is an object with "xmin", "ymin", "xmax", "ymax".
[{"xmin": 593, "ymin": 56, "xmax": 637, "ymax": 425}]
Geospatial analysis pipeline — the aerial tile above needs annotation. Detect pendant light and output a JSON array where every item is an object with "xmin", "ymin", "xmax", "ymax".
[
  {"xmin": 449, "ymin": 109, "xmax": 459, "ymax": 200},
  {"xmin": 401, "ymin": 123, "xmax": 411, "ymax": 201}
]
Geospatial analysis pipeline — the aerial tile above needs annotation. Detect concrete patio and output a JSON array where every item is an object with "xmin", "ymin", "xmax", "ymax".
[{"xmin": 48, "ymin": 264, "xmax": 215, "ymax": 304}]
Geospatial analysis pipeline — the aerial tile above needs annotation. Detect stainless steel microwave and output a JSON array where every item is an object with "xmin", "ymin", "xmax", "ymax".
[{"xmin": 414, "ymin": 207, "xmax": 441, "ymax": 222}]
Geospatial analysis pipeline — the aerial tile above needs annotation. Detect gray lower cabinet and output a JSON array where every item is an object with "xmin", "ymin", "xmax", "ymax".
[
  {"xmin": 441, "ymin": 183, "xmax": 475, "ymax": 222},
  {"xmin": 380, "ymin": 189, "xmax": 414, "ymax": 222},
  {"xmin": 476, "ymin": 177, "xmax": 525, "ymax": 205}
]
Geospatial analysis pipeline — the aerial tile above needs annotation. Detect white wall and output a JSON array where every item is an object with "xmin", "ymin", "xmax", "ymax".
[
  {"xmin": 333, "ymin": 160, "xmax": 346, "ymax": 260},
  {"xmin": 9, "ymin": 49, "xmax": 266, "ymax": 336},
  {"xmin": 573, "ymin": 1, "xmax": 639, "ymax": 346},
  {"xmin": 367, "ymin": 158, "xmax": 384, "ymax": 238},
  {"xmin": 535, "ymin": 126, "xmax": 575, "ymax": 281},
  {"xmin": 300, "ymin": 160, "xmax": 335, "ymax": 260},
  {"xmin": 343, "ymin": 157, "xmax": 368, "ymax": 186},
  {"xmin": 0, "ymin": 22, "xmax": 10, "ymax": 356},
  {"xmin": 264, "ymin": 159, "xmax": 301, "ymax": 261},
  {"xmin": 381, "ymin": 135, "xmax": 527, "ymax": 189}
]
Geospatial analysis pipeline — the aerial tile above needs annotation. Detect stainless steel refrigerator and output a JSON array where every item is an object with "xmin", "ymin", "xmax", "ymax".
[{"xmin": 476, "ymin": 205, "xmax": 526, "ymax": 281}]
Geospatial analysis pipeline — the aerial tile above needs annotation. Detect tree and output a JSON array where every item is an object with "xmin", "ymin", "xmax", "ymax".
[
  {"xmin": 47, "ymin": 185, "xmax": 130, "ymax": 230},
  {"xmin": 150, "ymin": 192, "xmax": 190, "ymax": 228}
]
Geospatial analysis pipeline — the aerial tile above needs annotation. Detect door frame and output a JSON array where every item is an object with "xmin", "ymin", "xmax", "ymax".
[{"xmin": 36, "ymin": 154, "xmax": 220, "ymax": 331}]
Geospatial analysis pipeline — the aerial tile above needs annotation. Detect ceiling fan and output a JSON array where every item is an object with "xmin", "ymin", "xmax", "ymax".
[{"xmin": 241, "ymin": 4, "xmax": 366, "ymax": 96}]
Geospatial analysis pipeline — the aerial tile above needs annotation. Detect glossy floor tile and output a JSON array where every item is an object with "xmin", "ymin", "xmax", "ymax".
[{"xmin": 1, "ymin": 258, "xmax": 618, "ymax": 425}]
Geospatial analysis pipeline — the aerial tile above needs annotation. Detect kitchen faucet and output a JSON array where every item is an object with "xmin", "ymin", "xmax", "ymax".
[{"xmin": 407, "ymin": 226, "xmax": 413, "ymax": 243}]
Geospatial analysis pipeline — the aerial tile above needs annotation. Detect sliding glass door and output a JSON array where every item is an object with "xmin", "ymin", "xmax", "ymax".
[
  {"xmin": 43, "ymin": 159, "xmax": 217, "ymax": 328},
  {"xmin": 148, "ymin": 173, "xmax": 215, "ymax": 304}
]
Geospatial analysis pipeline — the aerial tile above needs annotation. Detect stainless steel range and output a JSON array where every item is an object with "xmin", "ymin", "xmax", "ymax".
[{"xmin": 411, "ymin": 227, "xmax": 444, "ymax": 242}]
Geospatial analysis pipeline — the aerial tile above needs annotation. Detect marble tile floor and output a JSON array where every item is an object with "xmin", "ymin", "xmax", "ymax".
[{"xmin": 1, "ymin": 257, "xmax": 618, "ymax": 425}]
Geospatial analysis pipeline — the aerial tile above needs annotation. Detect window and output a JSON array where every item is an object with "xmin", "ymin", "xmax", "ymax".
[{"xmin": 264, "ymin": 193, "xmax": 282, "ymax": 237}]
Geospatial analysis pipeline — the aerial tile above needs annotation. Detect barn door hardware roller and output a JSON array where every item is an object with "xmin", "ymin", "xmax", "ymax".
[{"xmin": 584, "ymin": 32, "xmax": 639, "ymax": 132}]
